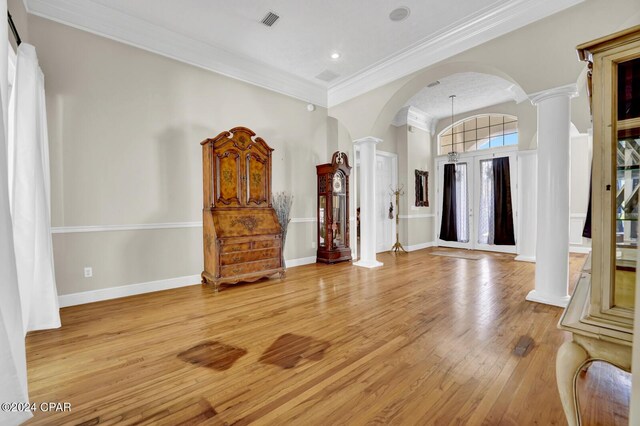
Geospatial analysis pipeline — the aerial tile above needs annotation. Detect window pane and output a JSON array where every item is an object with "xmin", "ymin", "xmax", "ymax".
[
  {"xmin": 504, "ymin": 116, "xmax": 517, "ymax": 124},
  {"xmin": 477, "ymin": 127, "xmax": 490, "ymax": 139},
  {"xmin": 441, "ymin": 134, "xmax": 452, "ymax": 148},
  {"xmin": 477, "ymin": 138, "xmax": 490, "ymax": 150},
  {"xmin": 464, "ymin": 129, "xmax": 476, "ymax": 143},
  {"xmin": 454, "ymin": 132, "xmax": 464, "ymax": 144},
  {"xmin": 442, "ymin": 128, "xmax": 452, "ymax": 136},
  {"xmin": 490, "ymin": 116, "xmax": 504, "ymax": 126},
  {"xmin": 504, "ymin": 133, "xmax": 518, "ymax": 146},
  {"xmin": 453, "ymin": 123, "xmax": 464, "ymax": 134},
  {"xmin": 454, "ymin": 143, "xmax": 464, "ymax": 153},
  {"xmin": 490, "ymin": 124, "xmax": 504, "ymax": 138},
  {"xmin": 465, "ymin": 141, "xmax": 477, "ymax": 151},
  {"xmin": 489, "ymin": 135, "xmax": 504, "ymax": 148},
  {"xmin": 504, "ymin": 121, "xmax": 518, "ymax": 134},
  {"xmin": 477, "ymin": 116, "xmax": 490, "ymax": 128},
  {"xmin": 464, "ymin": 119, "xmax": 477, "ymax": 131}
]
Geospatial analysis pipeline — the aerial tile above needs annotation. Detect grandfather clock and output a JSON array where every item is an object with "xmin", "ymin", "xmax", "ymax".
[{"xmin": 317, "ymin": 151, "xmax": 352, "ymax": 264}]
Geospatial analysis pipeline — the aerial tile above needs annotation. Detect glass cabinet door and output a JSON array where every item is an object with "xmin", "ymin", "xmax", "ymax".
[
  {"xmin": 614, "ymin": 57, "xmax": 640, "ymax": 310},
  {"xmin": 332, "ymin": 171, "xmax": 347, "ymax": 248},
  {"xmin": 319, "ymin": 195, "xmax": 326, "ymax": 247}
]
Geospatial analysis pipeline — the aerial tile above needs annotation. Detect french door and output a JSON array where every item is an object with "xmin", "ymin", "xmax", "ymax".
[{"xmin": 437, "ymin": 150, "xmax": 518, "ymax": 253}]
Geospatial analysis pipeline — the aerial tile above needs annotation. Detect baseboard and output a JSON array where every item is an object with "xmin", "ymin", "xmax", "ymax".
[
  {"xmin": 405, "ymin": 241, "xmax": 435, "ymax": 252},
  {"xmin": 59, "ymin": 257, "xmax": 319, "ymax": 307},
  {"xmin": 515, "ymin": 255, "xmax": 536, "ymax": 262},
  {"xmin": 58, "ymin": 274, "xmax": 201, "ymax": 307},
  {"xmin": 525, "ymin": 289, "xmax": 570, "ymax": 308},
  {"xmin": 569, "ymin": 246, "xmax": 592, "ymax": 254},
  {"xmin": 285, "ymin": 256, "xmax": 316, "ymax": 268}
]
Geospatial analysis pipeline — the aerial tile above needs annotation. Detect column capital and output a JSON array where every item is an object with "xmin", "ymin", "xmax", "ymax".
[
  {"xmin": 529, "ymin": 84, "xmax": 578, "ymax": 105},
  {"xmin": 353, "ymin": 136, "xmax": 383, "ymax": 146}
]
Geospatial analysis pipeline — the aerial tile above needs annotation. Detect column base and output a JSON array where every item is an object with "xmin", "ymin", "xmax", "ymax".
[
  {"xmin": 354, "ymin": 259, "xmax": 383, "ymax": 269},
  {"xmin": 515, "ymin": 255, "xmax": 536, "ymax": 263},
  {"xmin": 526, "ymin": 289, "xmax": 570, "ymax": 308}
]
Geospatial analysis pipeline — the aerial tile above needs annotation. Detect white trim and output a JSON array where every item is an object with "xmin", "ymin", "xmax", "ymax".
[
  {"xmin": 399, "ymin": 213, "xmax": 435, "ymax": 219},
  {"xmin": 59, "ymin": 255, "xmax": 319, "ymax": 307},
  {"xmin": 51, "ymin": 217, "xmax": 316, "ymax": 233},
  {"xmin": 525, "ymin": 289, "xmax": 570, "ymax": 308},
  {"xmin": 284, "ymin": 256, "xmax": 316, "ymax": 268},
  {"xmin": 24, "ymin": 0, "xmax": 327, "ymax": 106},
  {"xmin": 515, "ymin": 255, "xmax": 536, "ymax": 262},
  {"xmin": 529, "ymin": 83, "xmax": 579, "ymax": 105},
  {"xmin": 290, "ymin": 217, "xmax": 316, "ymax": 223},
  {"xmin": 569, "ymin": 246, "xmax": 592, "ymax": 254},
  {"xmin": 392, "ymin": 106, "xmax": 435, "ymax": 133},
  {"xmin": 328, "ymin": 0, "xmax": 584, "ymax": 106},
  {"xmin": 354, "ymin": 259, "xmax": 383, "ymax": 268},
  {"xmin": 23, "ymin": 0, "xmax": 583, "ymax": 108},
  {"xmin": 406, "ymin": 241, "xmax": 436, "ymax": 252},
  {"xmin": 58, "ymin": 274, "xmax": 201, "ymax": 307}
]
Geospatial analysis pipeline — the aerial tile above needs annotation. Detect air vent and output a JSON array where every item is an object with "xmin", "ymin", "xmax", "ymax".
[
  {"xmin": 261, "ymin": 11, "xmax": 280, "ymax": 27},
  {"xmin": 389, "ymin": 7, "xmax": 410, "ymax": 22},
  {"xmin": 427, "ymin": 80, "xmax": 441, "ymax": 88},
  {"xmin": 315, "ymin": 70, "xmax": 340, "ymax": 82}
]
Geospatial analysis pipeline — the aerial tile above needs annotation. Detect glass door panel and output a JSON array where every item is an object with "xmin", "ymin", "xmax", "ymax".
[
  {"xmin": 437, "ymin": 160, "xmax": 473, "ymax": 249},
  {"xmin": 613, "ymin": 56, "xmax": 640, "ymax": 310}
]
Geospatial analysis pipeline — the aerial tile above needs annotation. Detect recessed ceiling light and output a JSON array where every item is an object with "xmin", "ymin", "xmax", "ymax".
[
  {"xmin": 330, "ymin": 52, "xmax": 341, "ymax": 60},
  {"xmin": 389, "ymin": 7, "xmax": 411, "ymax": 22}
]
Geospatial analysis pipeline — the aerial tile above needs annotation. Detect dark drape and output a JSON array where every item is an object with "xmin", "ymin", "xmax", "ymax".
[
  {"xmin": 492, "ymin": 157, "xmax": 516, "ymax": 245},
  {"xmin": 582, "ymin": 170, "xmax": 592, "ymax": 239},
  {"xmin": 439, "ymin": 164, "xmax": 458, "ymax": 241}
]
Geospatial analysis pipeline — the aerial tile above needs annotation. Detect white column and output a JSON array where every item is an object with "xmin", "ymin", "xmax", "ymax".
[
  {"xmin": 515, "ymin": 150, "xmax": 537, "ymax": 262},
  {"xmin": 526, "ymin": 84, "xmax": 577, "ymax": 307},
  {"xmin": 354, "ymin": 136, "xmax": 383, "ymax": 268}
]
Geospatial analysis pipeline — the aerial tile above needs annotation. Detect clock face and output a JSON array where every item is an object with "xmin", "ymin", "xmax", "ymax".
[{"xmin": 332, "ymin": 175, "xmax": 343, "ymax": 193}]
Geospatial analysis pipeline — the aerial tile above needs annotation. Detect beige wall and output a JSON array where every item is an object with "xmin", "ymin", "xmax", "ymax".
[{"xmin": 24, "ymin": 14, "xmax": 328, "ymax": 295}]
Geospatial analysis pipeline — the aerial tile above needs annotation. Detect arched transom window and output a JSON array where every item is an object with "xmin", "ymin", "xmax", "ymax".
[{"xmin": 438, "ymin": 114, "xmax": 518, "ymax": 155}]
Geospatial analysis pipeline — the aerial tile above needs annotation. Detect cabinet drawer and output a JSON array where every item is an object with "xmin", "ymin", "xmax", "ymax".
[
  {"xmin": 220, "ymin": 242, "xmax": 252, "ymax": 253},
  {"xmin": 220, "ymin": 248, "xmax": 280, "ymax": 266},
  {"xmin": 220, "ymin": 258, "xmax": 281, "ymax": 277},
  {"xmin": 252, "ymin": 239, "xmax": 280, "ymax": 249}
]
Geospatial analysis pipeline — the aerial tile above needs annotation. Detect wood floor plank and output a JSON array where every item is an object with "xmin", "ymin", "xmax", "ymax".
[{"xmin": 24, "ymin": 249, "xmax": 630, "ymax": 425}]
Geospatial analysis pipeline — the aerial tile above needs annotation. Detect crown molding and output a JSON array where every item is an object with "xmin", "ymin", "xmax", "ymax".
[
  {"xmin": 327, "ymin": 0, "xmax": 585, "ymax": 107},
  {"xmin": 25, "ymin": 0, "xmax": 584, "ymax": 109},
  {"xmin": 24, "ymin": 0, "xmax": 328, "ymax": 107},
  {"xmin": 392, "ymin": 106, "xmax": 436, "ymax": 133}
]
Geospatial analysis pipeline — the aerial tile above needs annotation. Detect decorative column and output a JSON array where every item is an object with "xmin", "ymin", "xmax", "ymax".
[
  {"xmin": 526, "ymin": 84, "xmax": 578, "ymax": 307},
  {"xmin": 515, "ymin": 150, "xmax": 537, "ymax": 262},
  {"xmin": 354, "ymin": 136, "xmax": 383, "ymax": 268}
]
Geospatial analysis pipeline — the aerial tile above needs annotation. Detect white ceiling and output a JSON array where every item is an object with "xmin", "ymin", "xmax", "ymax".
[
  {"xmin": 25, "ymin": 0, "xmax": 584, "ymax": 107},
  {"xmin": 403, "ymin": 72, "xmax": 520, "ymax": 120}
]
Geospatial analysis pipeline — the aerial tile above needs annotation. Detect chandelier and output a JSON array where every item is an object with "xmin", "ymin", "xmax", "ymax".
[{"xmin": 447, "ymin": 94, "xmax": 459, "ymax": 163}]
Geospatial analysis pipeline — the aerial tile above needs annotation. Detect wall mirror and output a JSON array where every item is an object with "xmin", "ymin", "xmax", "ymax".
[{"xmin": 415, "ymin": 170, "xmax": 429, "ymax": 207}]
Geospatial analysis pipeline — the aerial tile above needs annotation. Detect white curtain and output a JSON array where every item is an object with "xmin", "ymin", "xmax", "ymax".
[
  {"xmin": 8, "ymin": 43, "xmax": 60, "ymax": 332},
  {"xmin": 455, "ymin": 163, "xmax": 469, "ymax": 243},
  {"xmin": 0, "ymin": 1, "xmax": 32, "ymax": 423},
  {"xmin": 478, "ymin": 159, "xmax": 495, "ymax": 245}
]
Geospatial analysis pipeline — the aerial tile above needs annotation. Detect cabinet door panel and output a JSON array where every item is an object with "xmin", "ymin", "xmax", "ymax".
[
  {"xmin": 215, "ymin": 150, "xmax": 242, "ymax": 206},
  {"xmin": 246, "ymin": 153, "xmax": 269, "ymax": 206}
]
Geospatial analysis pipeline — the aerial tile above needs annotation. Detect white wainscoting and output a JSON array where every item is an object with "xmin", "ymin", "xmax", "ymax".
[{"xmin": 569, "ymin": 213, "xmax": 592, "ymax": 253}]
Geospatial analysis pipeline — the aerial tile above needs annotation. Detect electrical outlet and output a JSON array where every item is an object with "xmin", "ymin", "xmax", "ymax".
[
  {"xmin": 311, "ymin": 241, "xmax": 316, "ymax": 249},
  {"xmin": 84, "ymin": 267, "xmax": 93, "ymax": 278}
]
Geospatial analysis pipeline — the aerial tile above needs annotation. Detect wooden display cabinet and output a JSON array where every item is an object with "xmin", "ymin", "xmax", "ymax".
[
  {"xmin": 557, "ymin": 25, "xmax": 640, "ymax": 426},
  {"xmin": 316, "ymin": 151, "xmax": 352, "ymax": 264}
]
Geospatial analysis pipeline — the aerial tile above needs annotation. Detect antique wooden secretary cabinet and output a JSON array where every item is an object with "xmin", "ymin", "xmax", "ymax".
[
  {"xmin": 557, "ymin": 26, "xmax": 640, "ymax": 426},
  {"xmin": 201, "ymin": 127, "xmax": 284, "ymax": 291}
]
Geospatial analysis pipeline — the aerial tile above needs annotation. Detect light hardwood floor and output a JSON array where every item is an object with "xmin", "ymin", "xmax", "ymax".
[{"xmin": 25, "ymin": 248, "xmax": 630, "ymax": 425}]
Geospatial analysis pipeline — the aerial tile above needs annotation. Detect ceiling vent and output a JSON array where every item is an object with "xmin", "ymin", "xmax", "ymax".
[
  {"xmin": 389, "ymin": 7, "xmax": 411, "ymax": 22},
  {"xmin": 261, "ymin": 11, "xmax": 280, "ymax": 27},
  {"xmin": 315, "ymin": 70, "xmax": 340, "ymax": 82},
  {"xmin": 427, "ymin": 80, "xmax": 441, "ymax": 88}
]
